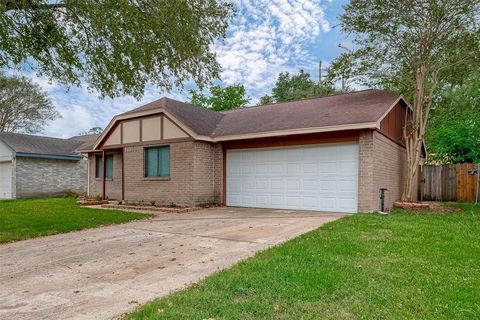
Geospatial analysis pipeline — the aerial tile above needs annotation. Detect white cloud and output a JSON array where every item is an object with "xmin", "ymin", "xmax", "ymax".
[{"xmin": 215, "ymin": 0, "xmax": 330, "ymax": 97}]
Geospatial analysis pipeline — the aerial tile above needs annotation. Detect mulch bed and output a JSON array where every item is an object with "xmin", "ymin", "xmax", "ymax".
[
  {"xmin": 393, "ymin": 201, "xmax": 430, "ymax": 209},
  {"xmin": 394, "ymin": 201, "xmax": 462, "ymax": 214},
  {"xmin": 78, "ymin": 200, "xmax": 109, "ymax": 206},
  {"xmin": 100, "ymin": 204, "xmax": 202, "ymax": 213}
]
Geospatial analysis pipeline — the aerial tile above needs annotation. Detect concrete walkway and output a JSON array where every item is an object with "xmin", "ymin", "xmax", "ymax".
[{"xmin": 0, "ymin": 207, "xmax": 345, "ymax": 320}]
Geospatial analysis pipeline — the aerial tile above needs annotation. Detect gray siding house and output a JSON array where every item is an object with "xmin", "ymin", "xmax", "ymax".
[{"xmin": 0, "ymin": 133, "xmax": 98, "ymax": 199}]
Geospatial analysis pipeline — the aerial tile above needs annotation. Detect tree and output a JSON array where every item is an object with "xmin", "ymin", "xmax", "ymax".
[
  {"xmin": 334, "ymin": 0, "xmax": 479, "ymax": 201},
  {"xmin": 325, "ymin": 52, "xmax": 357, "ymax": 91},
  {"xmin": 0, "ymin": 73, "xmax": 59, "ymax": 133},
  {"xmin": 426, "ymin": 72, "xmax": 480, "ymax": 164},
  {"xmin": 260, "ymin": 69, "xmax": 341, "ymax": 104},
  {"xmin": 0, "ymin": 1, "xmax": 234, "ymax": 99},
  {"xmin": 188, "ymin": 84, "xmax": 250, "ymax": 111},
  {"xmin": 80, "ymin": 127, "xmax": 103, "ymax": 136}
]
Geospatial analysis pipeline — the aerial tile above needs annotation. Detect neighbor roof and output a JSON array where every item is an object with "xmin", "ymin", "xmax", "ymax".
[
  {"xmin": 69, "ymin": 134, "xmax": 101, "ymax": 151},
  {"xmin": 0, "ymin": 132, "xmax": 90, "ymax": 160},
  {"xmin": 94, "ymin": 89, "xmax": 405, "ymax": 148}
]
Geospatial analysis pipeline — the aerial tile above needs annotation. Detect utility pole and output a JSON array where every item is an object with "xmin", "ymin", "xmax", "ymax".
[{"xmin": 318, "ymin": 61, "xmax": 322, "ymax": 83}]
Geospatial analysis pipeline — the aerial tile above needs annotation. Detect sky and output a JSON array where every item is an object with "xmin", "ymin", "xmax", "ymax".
[{"xmin": 17, "ymin": 0, "xmax": 350, "ymax": 138}]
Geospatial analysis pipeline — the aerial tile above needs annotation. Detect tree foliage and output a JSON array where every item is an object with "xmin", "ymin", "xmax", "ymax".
[
  {"xmin": 260, "ymin": 69, "xmax": 341, "ymax": 104},
  {"xmin": 426, "ymin": 72, "xmax": 480, "ymax": 164},
  {"xmin": 80, "ymin": 127, "xmax": 103, "ymax": 136},
  {"xmin": 336, "ymin": 0, "xmax": 480, "ymax": 200},
  {"xmin": 0, "ymin": 73, "xmax": 59, "ymax": 133},
  {"xmin": 188, "ymin": 84, "xmax": 250, "ymax": 111},
  {"xmin": 0, "ymin": 0, "xmax": 234, "ymax": 99}
]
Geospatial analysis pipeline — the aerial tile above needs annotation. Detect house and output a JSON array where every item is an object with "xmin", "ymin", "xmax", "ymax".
[
  {"xmin": 0, "ymin": 133, "xmax": 98, "ymax": 199},
  {"xmin": 83, "ymin": 89, "xmax": 420, "ymax": 213}
]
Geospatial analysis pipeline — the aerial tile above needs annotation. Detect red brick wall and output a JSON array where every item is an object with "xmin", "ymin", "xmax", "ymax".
[
  {"xmin": 88, "ymin": 151, "xmax": 122, "ymax": 200},
  {"xmin": 88, "ymin": 141, "xmax": 223, "ymax": 206},
  {"xmin": 193, "ymin": 142, "xmax": 223, "ymax": 205},
  {"xmin": 358, "ymin": 130, "xmax": 375, "ymax": 212},
  {"xmin": 358, "ymin": 130, "xmax": 408, "ymax": 212}
]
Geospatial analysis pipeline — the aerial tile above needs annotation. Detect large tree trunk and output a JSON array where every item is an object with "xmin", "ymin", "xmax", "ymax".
[{"xmin": 401, "ymin": 65, "xmax": 428, "ymax": 201}]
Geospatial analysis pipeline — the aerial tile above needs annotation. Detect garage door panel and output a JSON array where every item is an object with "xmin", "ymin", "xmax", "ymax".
[
  {"xmin": 0, "ymin": 162, "xmax": 12, "ymax": 199},
  {"xmin": 302, "ymin": 179, "xmax": 318, "ymax": 191},
  {"xmin": 270, "ymin": 195, "xmax": 284, "ymax": 207},
  {"xmin": 270, "ymin": 179, "xmax": 284, "ymax": 190},
  {"xmin": 302, "ymin": 163, "xmax": 317, "ymax": 174},
  {"xmin": 226, "ymin": 143, "xmax": 359, "ymax": 213},
  {"xmin": 286, "ymin": 179, "xmax": 301, "ymax": 191},
  {"xmin": 270, "ymin": 163, "xmax": 284, "ymax": 174},
  {"xmin": 319, "ymin": 198, "xmax": 336, "ymax": 210}
]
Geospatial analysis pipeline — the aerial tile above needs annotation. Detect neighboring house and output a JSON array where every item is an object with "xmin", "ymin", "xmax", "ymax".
[
  {"xmin": 0, "ymin": 133, "xmax": 99, "ymax": 199},
  {"xmin": 83, "ymin": 89, "xmax": 423, "ymax": 213}
]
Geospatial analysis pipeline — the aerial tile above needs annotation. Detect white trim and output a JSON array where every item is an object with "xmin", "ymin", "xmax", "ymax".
[
  {"xmin": 212, "ymin": 122, "xmax": 377, "ymax": 142},
  {"xmin": 226, "ymin": 141, "xmax": 359, "ymax": 152}
]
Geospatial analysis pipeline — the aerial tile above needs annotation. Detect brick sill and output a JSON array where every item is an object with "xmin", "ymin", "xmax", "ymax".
[
  {"xmin": 143, "ymin": 177, "xmax": 171, "ymax": 181},
  {"xmin": 95, "ymin": 178, "xmax": 113, "ymax": 181}
]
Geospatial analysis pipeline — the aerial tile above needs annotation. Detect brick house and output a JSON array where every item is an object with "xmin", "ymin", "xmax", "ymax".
[
  {"xmin": 0, "ymin": 133, "xmax": 98, "ymax": 199},
  {"xmin": 82, "ymin": 89, "xmax": 422, "ymax": 213}
]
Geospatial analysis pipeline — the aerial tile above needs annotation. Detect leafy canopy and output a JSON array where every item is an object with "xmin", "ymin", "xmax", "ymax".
[
  {"xmin": 188, "ymin": 84, "xmax": 250, "ymax": 111},
  {"xmin": 335, "ymin": 0, "xmax": 480, "ymax": 200},
  {"xmin": 426, "ymin": 72, "xmax": 480, "ymax": 164},
  {"xmin": 336, "ymin": 0, "xmax": 479, "ymax": 93},
  {"xmin": 0, "ymin": 73, "xmax": 59, "ymax": 133},
  {"xmin": 0, "ymin": 0, "xmax": 234, "ymax": 99},
  {"xmin": 260, "ymin": 69, "xmax": 341, "ymax": 105},
  {"xmin": 80, "ymin": 127, "xmax": 103, "ymax": 136}
]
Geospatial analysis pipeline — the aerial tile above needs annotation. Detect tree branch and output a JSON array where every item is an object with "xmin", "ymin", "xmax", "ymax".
[{"xmin": 3, "ymin": 1, "xmax": 65, "ymax": 11}]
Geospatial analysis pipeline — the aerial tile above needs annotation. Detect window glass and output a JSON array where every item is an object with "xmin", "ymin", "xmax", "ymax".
[
  {"xmin": 145, "ymin": 146, "xmax": 170, "ymax": 177},
  {"xmin": 95, "ymin": 154, "xmax": 113, "ymax": 178}
]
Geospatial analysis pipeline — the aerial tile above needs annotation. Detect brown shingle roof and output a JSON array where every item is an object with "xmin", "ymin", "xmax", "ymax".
[
  {"xmin": 69, "ymin": 134, "xmax": 101, "ymax": 151},
  {"xmin": 0, "ymin": 132, "xmax": 86, "ymax": 158},
  {"xmin": 96, "ymin": 89, "xmax": 402, "ymax": 147},
  {"xmin": 213, "ymin": 89, "xmax": 400, "ymax": 137}
]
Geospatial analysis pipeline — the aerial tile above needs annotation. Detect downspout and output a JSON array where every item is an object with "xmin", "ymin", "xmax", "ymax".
[
  {"xmin": 102, "ymin": 150, "xmax": 106, "ymax": 200},
  {"xmin": 86, "ymin": 154, "xmax": 90, "ymax": 196},
  {"xmin": 121, "ymin": 147, "xmax": 125, "ymax": 201}
]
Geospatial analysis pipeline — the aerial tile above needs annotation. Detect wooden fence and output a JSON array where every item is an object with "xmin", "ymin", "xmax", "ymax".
[{"xmin": 419, "ymin": 163, "xmax": 479, "ymax": 202}]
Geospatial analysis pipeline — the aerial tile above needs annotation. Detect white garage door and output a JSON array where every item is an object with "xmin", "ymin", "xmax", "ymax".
[
  {"xmin": 226, "ymin": 143, "xmax": 359, "ymax": 213},
  {"xmin": 0, "ymin": 162, "xmax": 12, "ymax": 199}
]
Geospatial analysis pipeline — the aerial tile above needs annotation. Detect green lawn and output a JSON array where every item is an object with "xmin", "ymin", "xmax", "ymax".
[
  {"xmin": 127, "ymin": 203, "xmax": 480, "ymax": 320},
  {"xmin": 0, "ymin": 197, "xmax": 149, "ymax": 243}
]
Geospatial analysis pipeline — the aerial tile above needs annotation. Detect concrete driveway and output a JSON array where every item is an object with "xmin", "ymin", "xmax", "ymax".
[{"xmin": 0, "ymin": 207, "xmax": 345, "ymax": 320}]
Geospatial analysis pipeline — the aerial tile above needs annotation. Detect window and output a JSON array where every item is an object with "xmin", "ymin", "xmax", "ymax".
[
  {"xmin": 145, "ymin": 146, "xmax": 170, "ymax": 178},
  {"xmin": 95, "ymin": 154, "xmax": 113, "ymax": 179}
]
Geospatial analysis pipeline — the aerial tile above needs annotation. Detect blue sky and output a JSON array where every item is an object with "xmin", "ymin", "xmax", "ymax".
[{"xmin": 23, "ymin": 0, "xmax": 350, "ymax": 138}]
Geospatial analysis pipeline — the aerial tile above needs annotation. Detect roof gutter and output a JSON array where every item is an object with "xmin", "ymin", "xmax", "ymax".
[
  {"xmin": 16, "ymin": 152, "xmax": 84, "ymax": 161},
  {"xmin": 211, "ymin": 122, "xmax": 378, "ymax": 142}
]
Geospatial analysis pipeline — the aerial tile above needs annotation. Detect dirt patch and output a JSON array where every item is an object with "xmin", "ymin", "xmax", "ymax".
[{"xmin": 394, "ymin": 201, "xmax": 462, "ymax": 214}]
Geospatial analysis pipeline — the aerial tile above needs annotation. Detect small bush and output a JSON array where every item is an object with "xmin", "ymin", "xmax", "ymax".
[
  {"xmin": 65, "ymin": 191, "xmax": 80, "ymax": 198},
  {"xmin": 167, "ymin": 202, "xmax": 177, "ymax": 208},
  {"xmin": 94, "ymin": 195, "xmax": 103, "ymax": 201}
]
